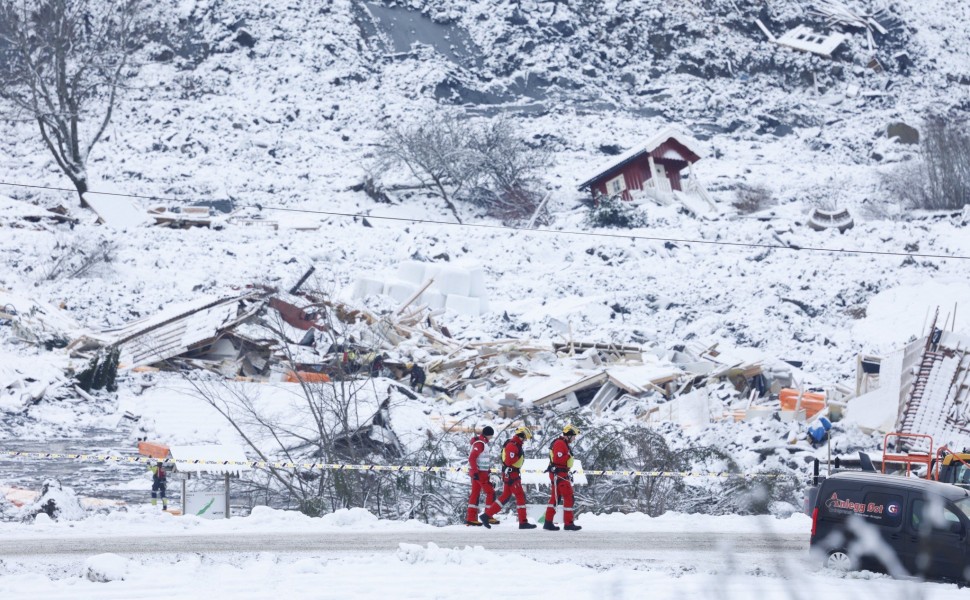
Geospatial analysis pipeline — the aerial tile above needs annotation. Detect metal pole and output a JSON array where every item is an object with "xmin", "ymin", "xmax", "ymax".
[
  {"xmin": 827, "ymin": 432, "xmax": 832, "ymax": 476},
  {"xmin": 225, "ymin": 473, "xmax": 231, "ymax": 519}
]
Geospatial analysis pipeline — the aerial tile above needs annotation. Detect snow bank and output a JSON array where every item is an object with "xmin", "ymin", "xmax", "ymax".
[
  {"xmin": 24, "ymin": 479, "xmax": 86, "ymax": 522},
  {"xmin": 84, "ymin": 553, "xmax": 129, "ymax": 582},
  {"xmin": 397, "ymin": 542, "xmax": 492, "ymax": 565}
]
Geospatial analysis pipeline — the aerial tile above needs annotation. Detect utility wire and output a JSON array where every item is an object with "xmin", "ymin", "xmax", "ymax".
[{"xmin": 2, "ymin": 179, "xmax": 968, "ymax": 261}]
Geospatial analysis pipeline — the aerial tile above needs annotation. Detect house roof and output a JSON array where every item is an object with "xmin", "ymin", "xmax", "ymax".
[
  {"xmin": 92, "ymin": 292, "xmax": 265, "ymax": 368},
  {"xmin": 577, "ymin": 127, "xmax": 706, "ymax": 190}
]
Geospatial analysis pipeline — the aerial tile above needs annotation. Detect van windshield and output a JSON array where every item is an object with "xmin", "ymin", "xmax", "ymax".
[{"xmin": 953, "ymin": 497, "xmax": 970, "ymax": 520}]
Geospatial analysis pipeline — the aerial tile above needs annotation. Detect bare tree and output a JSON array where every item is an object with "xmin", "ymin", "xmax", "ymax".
[
  {"xmin": 379, "ymin": 113, "xmax": 552, "ymax": 225},
  {"xmin": 381, "ymin": 114, "xmax": 476, "ymax": 224},
  {"xmin": 0, "ymin": 0, "xmax": 145, "ymax": 208},
  {"xmin": 883, "ymin": 118, "xmax": 970, "ymax": 212},
  {"xmin": 465, "ymin": 117, "xmax": 552, "ymax": 225}
]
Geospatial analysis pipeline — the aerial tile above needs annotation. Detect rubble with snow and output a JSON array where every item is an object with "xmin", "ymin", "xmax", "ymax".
[{"xmin": 0, "ymin": 0, "xmax": 968, "ymax": 529}]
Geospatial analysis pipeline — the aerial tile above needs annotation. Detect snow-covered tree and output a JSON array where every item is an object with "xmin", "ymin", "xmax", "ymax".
[{"xmin": 0, "ymin": 0, "xmax": 145, "ymax": 208}]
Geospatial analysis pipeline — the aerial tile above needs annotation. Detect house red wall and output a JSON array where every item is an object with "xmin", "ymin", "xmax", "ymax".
[
  {"xmin": 592, "ymin": 155, "xmax": 687, "ymax": 200},
  {"xmin": 589, "ymin": 137, "xmax": 701, "ymax": 201}
]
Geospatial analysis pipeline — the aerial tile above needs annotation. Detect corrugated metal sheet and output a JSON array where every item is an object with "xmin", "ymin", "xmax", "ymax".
[{"xmin": 96, "ymin": 292, "xmax": 264, "ymax": 368}]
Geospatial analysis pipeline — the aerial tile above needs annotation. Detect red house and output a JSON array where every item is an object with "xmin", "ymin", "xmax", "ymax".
[{"xmin": 577, "ymin": 128, "xmax": 716, "ymax": 215}]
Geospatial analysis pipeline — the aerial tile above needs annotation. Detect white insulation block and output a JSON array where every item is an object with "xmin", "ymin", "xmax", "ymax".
[
  {"xmin": 445, "ymin": 294, "xmax": 481, "ymax": 317},
  {"xmin": 436, "ymin": 267, "xmax": 471, "ymax": 296},
  {"xmin": 395, "ymin": 260, "xmax": 427, "ymax": 285},
  {"xmin": 467, "ymin": 266, "xmax": 487, "ymax": 297},
  {"xmin": 420, "ymin": 289, "xmax": 447, "ymax": 310},
  {"xmin": 351, "ymin": 277, "xmax": 386, "ymax": 299},
  {"xmin": 384, "ymin": 280, "xmax": 417, "ymax": 303}
]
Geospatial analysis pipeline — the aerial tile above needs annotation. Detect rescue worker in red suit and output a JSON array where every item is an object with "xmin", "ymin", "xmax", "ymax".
[
  {"xmin": 466, "ymin": 426, "xmax": 500, "ymax": 526},
  {"xmin": 480, "ymin": 426, "xmax": 537, "ymax": 529},
  {"xmin": 543, "ymin": 424, "xmax": 582, "ymax": 531}
]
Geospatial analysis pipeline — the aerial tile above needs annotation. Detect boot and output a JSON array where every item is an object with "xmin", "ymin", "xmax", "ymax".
[
  {"xmin": 488, "ymin": 516, "xmax": 501, "ymax": 525},
  {"xmin": 543, "ymin": 521, "xmax": 560, "ymax": 531},
  {"xmin": 564, "ymin": 523, "xmax": 582, "ymax": 531},
  {"xmin": 465, "ymin": 519, "xmax": 483, "ymax": 527},
  {"xmin": 519, "ymin": 522, "xmax": 537, "ymax": 530},
  {"xmin": 479, "ymin": 512, "xmax": 491, "ymax": 529}
]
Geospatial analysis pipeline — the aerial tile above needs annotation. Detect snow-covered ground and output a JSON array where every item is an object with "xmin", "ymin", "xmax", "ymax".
[{"xmin": 0, "ymin": 509, "xmax": 963, "ymax": 599}]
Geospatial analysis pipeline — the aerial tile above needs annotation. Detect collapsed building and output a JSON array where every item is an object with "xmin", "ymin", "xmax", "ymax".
[
  {"xmin": 846, "ymin": 310, "xmax": 970, "ymax": 451},
  {"xmin": 7, "ymin": 263, "xmax": 965, "ymax": 450}
]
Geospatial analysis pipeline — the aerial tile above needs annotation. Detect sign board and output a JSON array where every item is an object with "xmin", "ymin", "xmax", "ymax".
[
  {"xmin": 185, "ymin": 489, "xmax": 227, "ymax": 519},
  {"xmin": 520, "ymin": 459, "xmax": 588, "ymax": 486}
]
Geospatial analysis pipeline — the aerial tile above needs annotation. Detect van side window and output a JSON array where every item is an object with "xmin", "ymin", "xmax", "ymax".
[{"xmin": 911, "ymin": 499, "xmax": 964, "ymax": 534}]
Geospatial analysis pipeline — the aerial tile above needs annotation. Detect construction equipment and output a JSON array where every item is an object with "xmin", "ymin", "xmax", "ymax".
[
  {"xmin": 880, "ymin": 432, "xmax": 970, "ymax": 489},
  {"xmin": 934, "ymin": 446, "xmax": 970, "ymax": 488}
]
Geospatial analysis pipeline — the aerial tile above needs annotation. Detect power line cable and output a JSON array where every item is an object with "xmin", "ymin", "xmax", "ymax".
[{"xmin": 2, "ymin": 179, "xmax": 967, "ymax": 261}]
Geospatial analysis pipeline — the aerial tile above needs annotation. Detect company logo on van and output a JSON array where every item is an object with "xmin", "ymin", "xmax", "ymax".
[
  {"xmin": 825, "ymin": 492, "xmax": 885, "ymax": 515},
  {"xmin": 887, "ymin": 503, "xmax": 900, "ymax": 515}
]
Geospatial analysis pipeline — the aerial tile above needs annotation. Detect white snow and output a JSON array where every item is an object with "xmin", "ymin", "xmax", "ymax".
[{"xmin": 0, "ymin": 509, "xmax": 966, "ymax": 598}]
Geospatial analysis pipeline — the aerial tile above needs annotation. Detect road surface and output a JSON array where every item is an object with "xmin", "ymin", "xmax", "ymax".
[{"xmin": 0, "ymin": 529, "xmax": 809, "ymax": 569}]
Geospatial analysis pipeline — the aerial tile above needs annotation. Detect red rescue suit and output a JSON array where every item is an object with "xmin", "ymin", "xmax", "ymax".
[
  {"xmin": 545, "ymin": 436, "xmax": 576, "ymax": 526},
  {"xmin": 483, "ymin": 436, "xmax": 528, "ymax": 524},
  {"xmin": 466, "ymin": 434, "xmax": 496, "ymax": 522}
]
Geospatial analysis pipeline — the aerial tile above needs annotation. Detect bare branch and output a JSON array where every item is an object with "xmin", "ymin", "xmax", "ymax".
[{"xmin": 0, "ymin": 0, "xmax": 148, "ymax": 207}]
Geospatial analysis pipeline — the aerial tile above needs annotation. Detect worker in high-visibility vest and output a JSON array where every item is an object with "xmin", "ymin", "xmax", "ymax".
[
  {"xmin": 150, "ymin": 460, "xmax": 168, "ymax": 510},
  {"xmin": 466, "ymin": 426, "xmax": 498, "ymax": 526},
  {"xmin": 543, "ymin": 425, "xmax": 581, "ymax": 531},
  {"xmin": 480, "ymin": 426, "xmax": 537, "ymax": 529}
]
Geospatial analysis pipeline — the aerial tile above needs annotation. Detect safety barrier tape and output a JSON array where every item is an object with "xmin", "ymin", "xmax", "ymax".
[{"xmin": 0, "ymin": 450, "xmax": 787, "ymax": 479}]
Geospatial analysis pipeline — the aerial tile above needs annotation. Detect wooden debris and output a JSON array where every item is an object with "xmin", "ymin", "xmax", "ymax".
[{"xmin": 809, "ymin": 0, "xmax": 892, "ymax": 52}]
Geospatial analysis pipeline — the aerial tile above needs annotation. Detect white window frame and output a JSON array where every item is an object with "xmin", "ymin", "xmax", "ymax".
[{"xmin": 606, "ymin": 174, "xmax": 627, "ymax": 195}]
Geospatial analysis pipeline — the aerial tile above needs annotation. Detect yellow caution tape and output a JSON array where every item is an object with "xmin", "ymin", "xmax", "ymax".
[{"xmin": 0, "ymin": 450, "xmax": 786, "ymax": 479}]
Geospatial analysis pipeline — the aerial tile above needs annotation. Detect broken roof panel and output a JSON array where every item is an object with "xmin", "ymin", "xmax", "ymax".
[
  {"xmin": 775, "ymin": 25, "xmax": 847, "ymax": 58},
  {"xmin": 605, "ymin": 363, "xmax": 683, "ymax": 394},
  {"xmin": 94, "ymin": 292, "xmax": 265, "ymax": 368},
  {"xmin": 895, "ymin": 331, "xmax": 970, "ymax": 449},
  {"xmin": 503, "ymin": 370, "xmax": 605, "ymax": 406}
]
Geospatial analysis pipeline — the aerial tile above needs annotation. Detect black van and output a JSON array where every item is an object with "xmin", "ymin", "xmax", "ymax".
[{"xmin": 810, "ymin": 471, "xmax": 970, "ymax": 583}]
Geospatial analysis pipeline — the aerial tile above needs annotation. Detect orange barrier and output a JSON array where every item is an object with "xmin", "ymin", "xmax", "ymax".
[
  {"xmin": 137, "ymin": 441, "xmax": 171, "ymax": 459},
  {"xmin": 779, "ymin": 388, "xmax": 826, "ymax": 419},
  {"xmin": 284, "ymin": 370, "xmax": 331, "ymax": 384}
]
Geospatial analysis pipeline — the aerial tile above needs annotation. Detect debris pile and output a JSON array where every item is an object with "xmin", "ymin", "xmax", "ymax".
[
  {"xmin": 50, "ymin": 267, "xmax": 851, "ymax": 432},
  {"xmin": 847, "ymin": 309, "xmax": 970, "ymax": 449},
  {"xmin": 18, "ymin": 272, "xmax": 968, "ymax": 445}
]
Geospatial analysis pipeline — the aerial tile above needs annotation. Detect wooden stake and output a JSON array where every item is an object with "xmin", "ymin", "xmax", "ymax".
[{"xmin": 395, "ymin": 278, "xmax": 435, "ymax": 316}]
